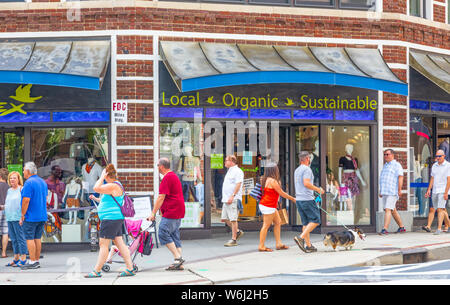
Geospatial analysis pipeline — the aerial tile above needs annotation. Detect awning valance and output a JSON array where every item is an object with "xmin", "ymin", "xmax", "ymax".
[
  {"xmin": 0, "ymin": 40, "xmax": 110, "ymax": 90},
  {"xmin": 410, "ymin": 50, "xmax": 450, "ymax": 95},
  {"xmin": 160, "ymin": 42, "xmax": 407, "ymax": 95}
]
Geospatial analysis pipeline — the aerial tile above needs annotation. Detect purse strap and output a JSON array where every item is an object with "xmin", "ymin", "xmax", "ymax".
[{"xmin": 110, "ymin": 181, "xmax": 124, "ymax": 210}]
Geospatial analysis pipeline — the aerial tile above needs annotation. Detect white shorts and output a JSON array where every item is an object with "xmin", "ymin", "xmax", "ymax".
[
  {"xmin": 382, "ymin": 195, "xmax": 398, "ymax": 210},
  {"xmin": 259, "ymin": 204, "xmax": 277, "ymax": 215},
  {"xmin": 432, "ymin": 193, "xmax": 449, "ymax": 209},
  {"xmin": 221, "ymin": 200, "xmax": 239, "ymax": 222}
]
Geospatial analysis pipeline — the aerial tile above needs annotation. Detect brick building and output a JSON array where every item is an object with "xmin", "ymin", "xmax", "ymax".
[{"xmin": 0, "ymin": 0, "xmax": 448, "ymax": 243}]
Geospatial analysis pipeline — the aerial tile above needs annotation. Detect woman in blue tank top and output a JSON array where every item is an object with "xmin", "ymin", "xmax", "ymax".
[{"xmin": 84, "ymin": 164, "xmax": 135, "ymax": 278}]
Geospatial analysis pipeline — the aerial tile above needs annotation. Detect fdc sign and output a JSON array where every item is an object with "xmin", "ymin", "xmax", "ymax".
[{"xmin": 112, "ymin": 101, "xmax": 127, "ymax": 124}]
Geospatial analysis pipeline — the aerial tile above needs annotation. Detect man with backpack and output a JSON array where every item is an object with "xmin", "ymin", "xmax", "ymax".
[{"xmin": 149, "ymin": 158, "xmax": 186, "ymax": 271}]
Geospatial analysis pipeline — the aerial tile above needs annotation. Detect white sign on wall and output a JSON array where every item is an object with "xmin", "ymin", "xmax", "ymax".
[{"xmin": 112, "ymin": 101, "xmax": 128, "ymax": 124}]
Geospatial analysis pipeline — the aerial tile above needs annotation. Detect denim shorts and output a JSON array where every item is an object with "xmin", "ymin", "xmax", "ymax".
[
  {"xmin": 296, "ymin": 200, "xmax": 321, "ymax": 225},
  {"xmin": 158, "ymin": 217, "xmax": 182, "ymax": 248},
  {"xmin": 22, "ymin": 221, "xmax": 45, "ymax": 240}
]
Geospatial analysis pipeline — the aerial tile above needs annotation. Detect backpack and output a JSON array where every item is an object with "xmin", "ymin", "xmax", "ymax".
[
  {"xmin": 138, "ymin": 231, "xmax": 154, "ymax": 256},
  {"xmin": 111, "ymin": 181, "xmax": 136, "ymax": 218}
]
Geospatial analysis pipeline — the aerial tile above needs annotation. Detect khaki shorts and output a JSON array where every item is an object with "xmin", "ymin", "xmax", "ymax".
[
  {"xmin": 221, "ymin": 200, "xmax": 239, "ymax": 222},
  {"xmin": 382, "ymin": 195, "xmax": 398, "ymax": 210}
]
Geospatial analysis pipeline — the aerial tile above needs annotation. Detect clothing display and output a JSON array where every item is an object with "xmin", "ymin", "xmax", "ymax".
[
  {"xmin": 439, "ymin": 139, "xmax": 450, "ymax": 162},
  {"xmin": 342, "ymin": 172, "xmax": 360, "ymax": 197},
  {"xmin": 82, "ymin": 160, "xmax": 103, "ymax": 194},
  {"xmin": 339, "ymin": 156, "xmax": 359, "ymax": 170}
]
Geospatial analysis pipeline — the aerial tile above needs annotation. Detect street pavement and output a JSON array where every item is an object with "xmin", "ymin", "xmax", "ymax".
[{"xmin": 1, "ymin": 229, "xmax": 450, "ymax": 285}]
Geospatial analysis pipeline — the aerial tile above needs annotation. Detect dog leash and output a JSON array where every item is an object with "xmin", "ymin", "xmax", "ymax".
[{"xmin": 314, "ymin": 192, "xmax": 351, "ymax": 231}]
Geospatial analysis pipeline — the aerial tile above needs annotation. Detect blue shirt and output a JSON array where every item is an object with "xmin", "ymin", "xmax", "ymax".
[
  {"xmin": 21, "ymin": 175, "xmax": 48, "ymax": 222},
  {"xmin": 295, "ymin": 165, "xmax": 315, "ymax": 201},
  {"xmin": 380, "ymin": 160, "xmax": 404, "ymax": 196},
  {"xmin": 5, "ymin": 187, "xmax": 21, "ymax": 222},
  {"xmin": 97, "ymin": 182, "xmax": 124, "ymax": 221}
]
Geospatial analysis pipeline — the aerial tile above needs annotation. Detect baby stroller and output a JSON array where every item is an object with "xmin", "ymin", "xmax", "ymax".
[{"xmin": 102, "ymin": 219, "xmax": 155, "ymax": 273}]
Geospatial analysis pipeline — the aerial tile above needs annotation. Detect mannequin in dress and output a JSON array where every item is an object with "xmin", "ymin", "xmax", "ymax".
[
  {"xmin": 338, "ymin": 144, "xmax": 366, "ymax": 223},
  {"xmin": 63, "ymin": 177, "xmax": 82, "ymax": 224},
  {"xmin": 178, "ymin": 145, "xmax": 200, "ymax": 202}
]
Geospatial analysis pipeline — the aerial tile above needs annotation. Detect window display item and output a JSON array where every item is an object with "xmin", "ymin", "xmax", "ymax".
[
  {"xmin": 82, "ymin": 158, "xmax": 103, "ymax": 196},
  {"xmin": 63, "ymin": 177, "xmax": 82, "ymax": 224}
]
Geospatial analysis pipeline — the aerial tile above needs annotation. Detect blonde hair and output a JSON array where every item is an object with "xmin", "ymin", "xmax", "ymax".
[{"xmin": 8, "ymin": 171, "xmax": 23, "ymax": 187}]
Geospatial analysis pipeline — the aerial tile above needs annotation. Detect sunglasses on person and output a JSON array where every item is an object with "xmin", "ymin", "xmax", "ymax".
[
  {"xmin": 384, "ymin": 153, "xmax": 392, "ymax": 156},
  {"xmin": 436, "ymin": 155, "xmax": 444, "ymax": 158}
]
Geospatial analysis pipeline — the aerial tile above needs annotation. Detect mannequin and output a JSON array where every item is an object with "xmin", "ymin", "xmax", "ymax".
[
  {"xmin": 310, "ymin": 140, "xmax": 320, "ymax": 185},
  {"xmin": 82, "ymin": 158, "xmax": 103, "ymax": 206},
  {"xmin": 45, "ymin": 165, "xmax": 65, "ymax": 207},
  {"xmin": 338, "ymin": 144, "xmax": 366, "ymax": 223},
  {"xmin": 63, "ymin": 177, "xmax": 82, "ymax": 224},
  {"xmin": 439, "ymin": 137, "xmax": 450, "ymax": 162},
  {"xmin": 178, "ymin": 145, "xmax": 200, "ymax": 202},
  {"xmin": 414, "ymin": 155, "xmax": 425, "ymax": 216},
  {"xmin": 46, "ymin": 191, "xmax": 60, "ymax": 243}
]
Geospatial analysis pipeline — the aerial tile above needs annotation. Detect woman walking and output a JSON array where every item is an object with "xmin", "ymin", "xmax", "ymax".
[
  {"xmin": 258, "ymin": 164, "xmax": 296, "ymax": 252},
  {"xmin": 4, "ymin": 171, "xmax": 27, "ymax": 267},
  {"xmin": 84, "ymin": 164, "xmax": 135, "ymax": 278}
]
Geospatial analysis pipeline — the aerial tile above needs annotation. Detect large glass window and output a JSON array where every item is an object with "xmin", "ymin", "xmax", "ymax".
[
  {"xmin": 32, "ymin": 127, "xmax": 109, "ymax": 243},
  {"xmin": 326, "ymin": 126, "xmax": 371, "ymax": 226},
  {"xmin": 160, "ymin": 122, "xmax": 205, "ymax": 228},
  {"xmin": 339, "ymin": 0, "xmax": 375, "ymax": 8},
  {"xmin": 410, "ymin": 115, "xmax": 433, "ymax": 218}
]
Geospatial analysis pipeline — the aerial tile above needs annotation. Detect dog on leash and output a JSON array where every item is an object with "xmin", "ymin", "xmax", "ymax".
[{"xmin": 323, "ymin": 227, "xmax": 366, "ymax": 251}]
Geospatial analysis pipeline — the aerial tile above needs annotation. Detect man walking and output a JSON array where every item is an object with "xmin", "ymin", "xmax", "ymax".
[
  {"xmin": 425, "ymin": 149, "xmax": 450, "ymax": 235},
  {"xmin": 20, "ymin": 162, "xmax": 48, "ymax": 270},
  {"xmin": 221, "ymin": 155, "xmax": 244, "ymax": 247},
  {"xmin": 149, "ymin": 158, "xmax": 186, "ymax": 271},
  {"xmin": 294, "ymin": 151, "xmax": 324, "ymax": 253},
  {"xmin": 379, "ymin": 149, "xmax": 406, "ymax": 234}
]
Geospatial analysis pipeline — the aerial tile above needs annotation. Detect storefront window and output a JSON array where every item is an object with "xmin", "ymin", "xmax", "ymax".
[
  {"xmin": 437, "ymin": 118, "xmax": 450, "ymax": 161},
  {"xmin": 32, "ymin": 127, "xmax": 109, "ymax": 243},
  {"xmin": 410, "ymin": 115, "xmax": 433, "ymax": 217},
  {"xmin": 294, "ymin": 126, "xmax": 319, "ymax": 225},
  {"xmin": 160, "ymin": 122, "xmax": 205, "ymax": 228},
  {"xmin": 326, "ymin": 126, "xmax": 371, "ymax": 225}
]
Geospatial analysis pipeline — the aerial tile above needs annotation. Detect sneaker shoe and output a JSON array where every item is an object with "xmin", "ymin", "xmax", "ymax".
[
  {"xmin": 224, "ymin": 239, "xmax": 237, "ymax": 247},
  {"xmin": 379, "ymin": 229, "xmax": 388, "ymax": 235},
  {"xmin": 20, "ymin": 262, "xmax": 40, "ymax": 270},
  {"xmin": 422, "ymin": 226, "xmax": 431, "ymax": 233},
  {"xmin": 294, "ymin": 236, "xmax": 307, "ymax": 253},
  {"xmin": 434, "ymin": 230, "xmax": 442, "ymax": 235},
  {"xmin": 305, "ymin": 245, "xmax": 317, "ymax": 253},
  {"xmin": 236, "ymin": 230, "xmax": 244, "ymax": 241},
  {"xmin": 397, "ymin": 227, "xmax": 406, "ymax": 233}
]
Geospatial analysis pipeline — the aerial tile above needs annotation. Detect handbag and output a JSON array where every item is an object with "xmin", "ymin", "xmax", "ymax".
[
  {"xmin": 278, "ymin": 208, "xmax": 289, "ymax": 226},
  {"xmin": 110, "ymin": 181, "xmax": 136, "ymax": 218},
  {"xmin": 249, "ymin": 182, "xmax": 263, "ymax": 201}
]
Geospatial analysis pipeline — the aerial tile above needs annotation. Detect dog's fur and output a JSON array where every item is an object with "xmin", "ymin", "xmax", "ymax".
[{"xmin": 323, "ymin": 227, "xmax": 366, "ymax": 251}]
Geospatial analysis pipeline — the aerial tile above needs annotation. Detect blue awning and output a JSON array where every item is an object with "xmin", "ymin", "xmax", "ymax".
[
  {"xmin": 160, "ymin": 42, "xmax": 408, "ymax": 96},
  {"xmin": 0, "ymin": 40, "xmax": 110, "ymax": 90}
]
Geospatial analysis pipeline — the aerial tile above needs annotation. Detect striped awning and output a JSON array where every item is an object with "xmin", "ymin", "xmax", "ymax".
[
  {"xmin": 0, "ymin": 40, "xmax": 110, "ymax": 90},
  {"xmin": 160, "ymin": 42, "xmax": 407, "ymax": 95},
  {"xmin": 410, "ymin": 50, "xmax": 450, "ymax": 95}
]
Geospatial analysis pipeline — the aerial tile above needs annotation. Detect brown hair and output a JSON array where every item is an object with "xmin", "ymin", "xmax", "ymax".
[
  {"xmin": 0, "ymin": 168, "xmax": 8, "ymax": 182},
  {"xmin": 105, "ymin": 164, "xmax": 117, "ymax": 180},
  {"xmin": 8, "ymin": 171, "xmax": 23, "ymax": 187},
  {"xmin": 261, "ymin": 164, "xmax": 280, "ymax": 195}
]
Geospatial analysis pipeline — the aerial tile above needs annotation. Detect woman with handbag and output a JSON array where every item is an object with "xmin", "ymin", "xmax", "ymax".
[
  {"xmin": 84, "ymin": 164, "xmax": 135, "ymax": 278},
  {"xmin": 258, "ymin": 163, "xmax": 296, "ymax": 252}
]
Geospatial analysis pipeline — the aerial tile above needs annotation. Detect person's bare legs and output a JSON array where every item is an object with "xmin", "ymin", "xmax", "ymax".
[
  {"xmin": 26, "ymin": 240, "xmax": 36, "ymax": 261},
  {"xmin": 114, "ymin": 236, "xmax": 133, "ymax": 271},
  {"xmin": 272, "ymin": 211, "xmax": 283, "ymax": 248},
  {"xmin": 391, "ymin": 209, "xmax": 404, "ymax": 228},
  {"xmin": 383, "ymin": 209, "xmax": 393, "ymax": 230},
  {"xmin": 2, "ymin": 235, "xmax": 8, "ymax": 257},
  {"xmin": 259, "ymin": 213, "xmax": 274, "ymax": 250},
  {"xmin": 300, "ymin": 222, "xmax": 319, "ymax": 247},
  {"xmin": 93, "ymin": 238, "xmax": 110, "ymax": 273},
  {"xmin": 437, "ymin": 209, "xmax": 445, "ymax": 231},
  {"xmin": 166, "ymin": 242, "xmax": 182, "ymax": 260},
  {"xmin": 224, "ymin": 219, "xmax": 238, "ymax": 240}
]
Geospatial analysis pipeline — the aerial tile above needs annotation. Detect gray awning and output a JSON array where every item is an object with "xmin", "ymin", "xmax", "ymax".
[
  {"xmin": 410, "ymin": 50, "xmax": 450, "ymax": 94},
  {"xmin": 0, "ymin": 40, "xmax": 110, "ymax": 90},
  {"xmin": 160, "ymin": 42, "xmax": 407, "ymax": 95}
]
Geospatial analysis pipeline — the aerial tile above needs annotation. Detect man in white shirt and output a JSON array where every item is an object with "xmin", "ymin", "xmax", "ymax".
[
  {"xmin": 221, "ymin": 155, "xmax": 244, "ymax": 247},
  {"xmin": 425, "ymin": 149, "xmax": 450, "ymax": 235}
]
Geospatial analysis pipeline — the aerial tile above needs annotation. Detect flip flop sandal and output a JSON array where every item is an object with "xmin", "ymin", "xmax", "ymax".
[
  {"xmin": 258, "ymin": 247, "xmax": 274, "ymax": 252},
  {"xmin": 118, "ymin": 269, "xmax": 136, "ymax": 277},
  {"xmin": 6, "ymin": 260, "xmax": 19, "ymax": 267},
  {"xmin": 84, "ymin": 270, "xmax": 102, "ymax": 278},
  {"xmin": 276, "ymin": 245, "xmax": 289, "ymax": 250},
  {"xmin": 422, "ymin": 226, "xmax": 431, "ymax": 233}
]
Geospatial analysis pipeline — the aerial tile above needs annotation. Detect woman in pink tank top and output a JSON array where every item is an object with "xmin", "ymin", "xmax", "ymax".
[{"xmin": 258, "ymin": 164, "xmax": 296, "ymax": 252}]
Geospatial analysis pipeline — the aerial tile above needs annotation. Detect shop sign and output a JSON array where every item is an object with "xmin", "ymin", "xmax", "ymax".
[
  {"xmin": 211, "ymin": 154, "xmax": 224, "ymax": 169},
  {"xmin": 112, "ymin": 101, "xmax": 127, "ymax": 124},
  {"xmin": 0, "ymin": 84, "xmax": 43, "ymax": 116},
  {"xmin": 243, "ymin": 151, "xmax": 253, "ymax": 165},
  {"xmin": 7, "ymin": 164, "xmax": 22, "ymax": 175}
]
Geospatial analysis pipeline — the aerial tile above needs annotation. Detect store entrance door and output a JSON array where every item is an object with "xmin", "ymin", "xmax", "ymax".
[{"xmin": 0, "ymin": 128, "xmax": 24, "ymax": 171}]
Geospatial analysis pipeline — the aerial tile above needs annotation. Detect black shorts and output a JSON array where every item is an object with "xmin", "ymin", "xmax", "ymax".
[{"xmin": 99, "ymin": 219, "xmax": 125, "ymax": 240}]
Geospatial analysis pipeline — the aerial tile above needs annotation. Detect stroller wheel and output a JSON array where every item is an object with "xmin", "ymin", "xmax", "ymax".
[
  {"xmin": 133, "ymin": 264, "xmax": 138, "ymax": 273},
  {"xmin": 102, "ymin": 265, "xmax": 111, "ymax": 273}
]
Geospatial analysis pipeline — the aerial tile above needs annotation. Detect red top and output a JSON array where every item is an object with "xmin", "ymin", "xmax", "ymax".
[
  {"xmin": 159, "ymin": 171, "xmax": 185, "ymax": 219},
  {"xmin": 259, "ymin": 188, "xmax": 280, "ymax": 209}
]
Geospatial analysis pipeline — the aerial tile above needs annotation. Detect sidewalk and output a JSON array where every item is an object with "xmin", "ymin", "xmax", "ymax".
[{"xmin": 1, "ymin": 229, "xmax": 450, "ymax": 285}]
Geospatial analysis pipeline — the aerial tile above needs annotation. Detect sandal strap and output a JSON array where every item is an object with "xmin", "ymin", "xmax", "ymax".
[
  {"xmin": 85, "ymin": 270, "xmax": 102, "ymax": 278},
  {"xmin": 119, "ymin": 269, "xmax": 136, "ymax": 277}
]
